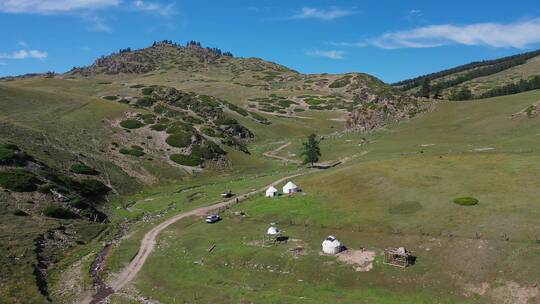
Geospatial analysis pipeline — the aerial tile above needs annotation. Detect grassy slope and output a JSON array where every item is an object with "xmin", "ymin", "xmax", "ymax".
[
  {"xmin": 405, "ymin": 54, "xmax": 540, "ymax": 97},
  {"xmin": 119, "ymin": 90, "xmax": 540, "ymax": 304},
  {"xmin": 459, "ymin": 55, "xmax": 540, "ymax": 94}
]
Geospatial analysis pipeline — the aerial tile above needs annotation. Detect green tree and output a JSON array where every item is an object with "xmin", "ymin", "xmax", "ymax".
[
  {"xmin": 419, "ymin": 79, "xmax": 431, "ymax": 98},
  {"xmin": 301, "ymin": 134, "xmax": 321, "ymax": 166}
]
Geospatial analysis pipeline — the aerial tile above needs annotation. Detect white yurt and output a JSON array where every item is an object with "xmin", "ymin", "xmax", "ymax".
[
  {"xmin": 322, "ymin": 235, "xmax": 343, "ymax": 255},
  {"xmin": 282, "ymin": 181, "xmax": 299, "ymax": 194},
  {"xmin": 267, "ymin": 223, "xmax": 280, "ymax": 235},
  {"xmin": 265, "ymin": 186, "xmax": 278, "ymax": 197}
]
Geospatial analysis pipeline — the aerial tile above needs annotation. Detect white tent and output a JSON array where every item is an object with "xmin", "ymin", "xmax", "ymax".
[
  {"xmin": 265, "ymin": 186, "xmax": 278, "ymax": 197},
  {"xmin": 267, "ymin": 225, "xmax": 280, "ymax": 235},
  {"xmin": 322, "ymin": 235, "xmax": 343, "ymax": 255},
  {"xmin": 282, "ymin": 181, "xmax": 299, "ymax": 194}
]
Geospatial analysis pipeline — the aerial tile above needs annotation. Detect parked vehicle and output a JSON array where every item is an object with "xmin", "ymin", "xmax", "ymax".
[{"xmin": 205, "ymin": 214, "xmax": 221, "ymax": 223}]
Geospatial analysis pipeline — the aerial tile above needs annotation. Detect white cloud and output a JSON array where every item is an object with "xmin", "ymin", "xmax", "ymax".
[
  {"xmin": 290, "ymin": 7, "xmax": 354, "ymax": 21},
  {"xmin": 370, "ymin": 18, "xmax": 540, "ymax": 49},
  {"xmin": 133, "ymin": 0, "xmax": 174, "ymax": 16},
  {"xmin": 0, "ymin": 49, "xmax": 48, "ymax": 60},
  {"xmin": 330, "ymin": 41, "xmax": 367, "ymax": 48},
  {"xmin": 405, "ymin": 9, "xmax": 422, "ymax": 21},
  {"xmin": 18, "ymin": 41, "xmax": 29, "ymax": 47},
  {"xmin": 83, "ymin": 15, "xmax": 111, "ymax": 32},
  {"xmin": 0, "ymin": 0, "xmax": 119, "ymax": 14},
  {"xmin": 307, "ymin": 50, "xmax": 345, "ymax": 60},
  {"xmin": 0, "ymin": 61, "xmax": 6, "ymax": 65}
]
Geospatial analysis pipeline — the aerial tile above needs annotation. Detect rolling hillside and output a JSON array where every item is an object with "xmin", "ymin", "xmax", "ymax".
[
  {"xmin": 0, "ymin": 40, "xmax": 424, "ymax": 303},
  {"xmin": 395, "ymin": 49, "xmax": 540, "ymax": 100},
  {"xmin": 3, "ymin": 39, "xmax": 540, "ymax": 304}
]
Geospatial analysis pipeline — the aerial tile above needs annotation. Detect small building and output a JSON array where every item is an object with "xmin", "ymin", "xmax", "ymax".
[
  {"xmin": 383, "ymin": 247, "xmax": 413, "ymax": 268},
  {"xmin": 282, "ymin": 181, "xmax": 299, "ymax": 195},
  {"xmin": 264, "ymin": 223, "xmax": 286, "ymax": 245},
  {"xmin": 322, "ymin": 235, "xmax": 343, "ymax": 255},
  {"xmin": 265, "ymin": 186, "xmax": 278, "ymax": 197},
  {"xmin": 267, "ymin": 223, "xmax": 280, "ymax": 235}
]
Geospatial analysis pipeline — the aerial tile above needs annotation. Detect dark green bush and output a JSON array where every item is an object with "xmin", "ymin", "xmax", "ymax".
[
  {"xmin": 140, "ymin": 114, "xmax": 156, "ymax": 124},
  {"xmin": 69, "ymin": 199, "xmax": 90, "ymax": 210},
  {"xmin": 170, "ymin": 153, "xmax": 203, "ymax": 166},
  {"xmin": 70, "ymin": 163, "xmax": 99, "ymax": 175},
  {"xmin": 120, "ymin": 119, "xmax": 144, "ymax": 129},
  {"xmin": 13, "ymin": 209, "xmax": 29, "ymax": 216},
  {"xmin": 141, "ymin": 87, "xmax": 155, "ymax": 95},
  {"xmin": 103, "ymin": 95, "xmax": 118, "ymax": 100},
  {"xmin": 76, "ymin": 179, "xmax": 110, "ymax": 197},
  {"xmin": 0, "ymin": 144, "xmax": 28, "ymax": 166},
  {"xmin": 3, "ymin": 143, "xmax": 19, "ymax": 150},
  {"xmin": 42, "ymin": 206, "xmax": 78, "ymax": 219},
  {"xmin": 200, "ymin": 126, "xmax": 216, "ymax": 137},
  {"xmin": 130, "ymin": 84, "xmax": 145, "ymax": 88},
  {"xmin": 453, "ymin": 197, "xmax": 479, "ymax": 206},
  {"xmin": 118, "ymin": 98, "xmax": 130, "ymax": 104},
  {"xmin": 37, "ymin": 183, "xmax": 55, "ymax": 194},
  {"xmin": 0, "ymin": 169, "xmax": 38, "ymax": 192},
  {"xmin": 119, "ymin": 147, "xmax": 145, "ymax": 157},
  {"xmin": 150, "ymin": 123, "xmax": 168, "ymax": 131},
  {"xmin": 166, "ymin": 133, "xmax": 192, "ymax": 148},
  {"xmin": 166, "ymin": 122, "xmax": 195, "ymax": 134},
  {"xmin": 136, "ymin": 96, "xmax": 155, "ymax": 107}
]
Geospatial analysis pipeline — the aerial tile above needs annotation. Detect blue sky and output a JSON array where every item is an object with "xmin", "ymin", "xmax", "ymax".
[{"xmin": 1, "ymin": 0, "xmax": 540, "ymax": 82}]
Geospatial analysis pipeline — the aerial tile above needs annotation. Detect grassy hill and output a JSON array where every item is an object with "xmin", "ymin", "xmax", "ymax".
[
  {"xmin": 1, "ymin": 40, "xmax": 414, "ymax": 303},
  {"xmin": 395, "ymin": 49, "xmax": 540, "ymax": 100},
  {"xmin": 2, "ymin": 40, "xmax": 540, "ymax": 304},
  {"xmin": 99, "ymin": 90, "xmax": 540, "ymax": 304}
]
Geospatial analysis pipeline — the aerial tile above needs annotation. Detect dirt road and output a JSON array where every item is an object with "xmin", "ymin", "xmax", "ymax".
[
  {"xmin": 263, "ymin": 142, "xmax": 301, "ymax": 163},
  {"xmin": 83, "ymin": 172, "xmax": 306, "ymax": 304}
]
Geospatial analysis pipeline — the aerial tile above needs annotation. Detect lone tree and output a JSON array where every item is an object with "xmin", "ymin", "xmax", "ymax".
[
  {"xmin": 419, "ymin": 78, "xmax": 431, "ymax": 98},
  {"xmin": 301, "ymin": 134, "xmax": 321, "ymax": 166}
]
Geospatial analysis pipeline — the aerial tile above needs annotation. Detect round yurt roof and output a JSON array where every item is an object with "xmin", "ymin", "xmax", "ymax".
[
  {"xmin": 322, "ymin": 235, "xmax": 341, "ymax": 248},
  {"xmin": 266, "ymin": 186, "xmax": 277, "ymax": 193},
  {"xmin": 267, "ymin": 226, "xmax": 280, "ymax": 235},
  {"xmin": 283, "ymin": 181, "xmax": 298, "ymax": 192}
]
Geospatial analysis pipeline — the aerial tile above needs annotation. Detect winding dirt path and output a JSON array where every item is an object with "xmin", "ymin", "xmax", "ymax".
[
  {"xmin": 83, "ymin": 172, "xmax": 306, "ymax": 304},
  {"xmin": 263, "ymin": 142, "xmax": 301, "ymax": 163}
]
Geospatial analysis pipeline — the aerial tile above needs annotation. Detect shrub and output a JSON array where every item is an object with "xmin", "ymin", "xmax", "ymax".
[
  {"xmin": 150, "ymin": 123, "xmax": 168, "ymax": 131},
  {"xmin": 141, "ymin": 114, "xmax": 156, "ymax": 124},
  {"xmin": 0, "ymin": 169, "xmax": 38, "ymax": 192},
  {"xmin": 13, "ymin": 209, "xmax": 29, "ymax": 216},
  {"xmin": 120, "ymin": 119, "xmax": 144, "ymax": 129},
  {"xmin": 42, "ymin": 206, "xmax": 78, "ymax": 219},
  {"xmin": 0, "ymin": 144, "xmax": 29, "ymax": 166},
  {"xmin": 166, "ymin": 133, "xmax": 192, "ymax": 148},
  {"xmin": 118, "ymin": 98, "xmax": 130, "ymax": 104},
  {"xmin": 199, "ymin": 142, "xmax": 225, "ymax": 159},
  {"xmin": 200, "ymin": 126, "xmax": 216, "ymax": 137},
  {"xmin": 103, "ymin": 95, "xmax": 118, "ymax": 100},
  {"xmin": 170, "ymin": 153, "xmax": 203, "ymax": 166},
  {"xmin": 135, "ymin": 96, "xmax": 155, "ymax": 107},
  {"xmin": 76, "ymin": 179, "xmax": 110, "ymax": 197},
  {"xmin": 166, "ymin": 122, "xmax": 195, "ymax": 134},
  {"xmin": 37, "ymin": 183, "xmax": 56, "ymax": 194},
  {"xmin": 141, "ymin": 87, "xmax": 155, "ymax": 95},
  {"xmin": 70, "ymin": 163, "xmax": 99, "ymax": 175},
  {"xmin": 120, "ymin": 147, "xmax": 145, "ymax": 157},
  {"xmin": 329, "ymin": 76, "xmax": 351, "ymax": 88},
  {"xmin": 130, "ymin": 84, "xmax": 145, "ymax": 88},
  {"xmin": 69, "ymin": 199, "xmax": 90, "ymax": 209},
  {"xmin": 3, "ymin": 143, "xmax": 19, "ymax": 150},
  {"xmin": 453, "ymin": 197, "xmax": 479, "ymax": 206}
]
